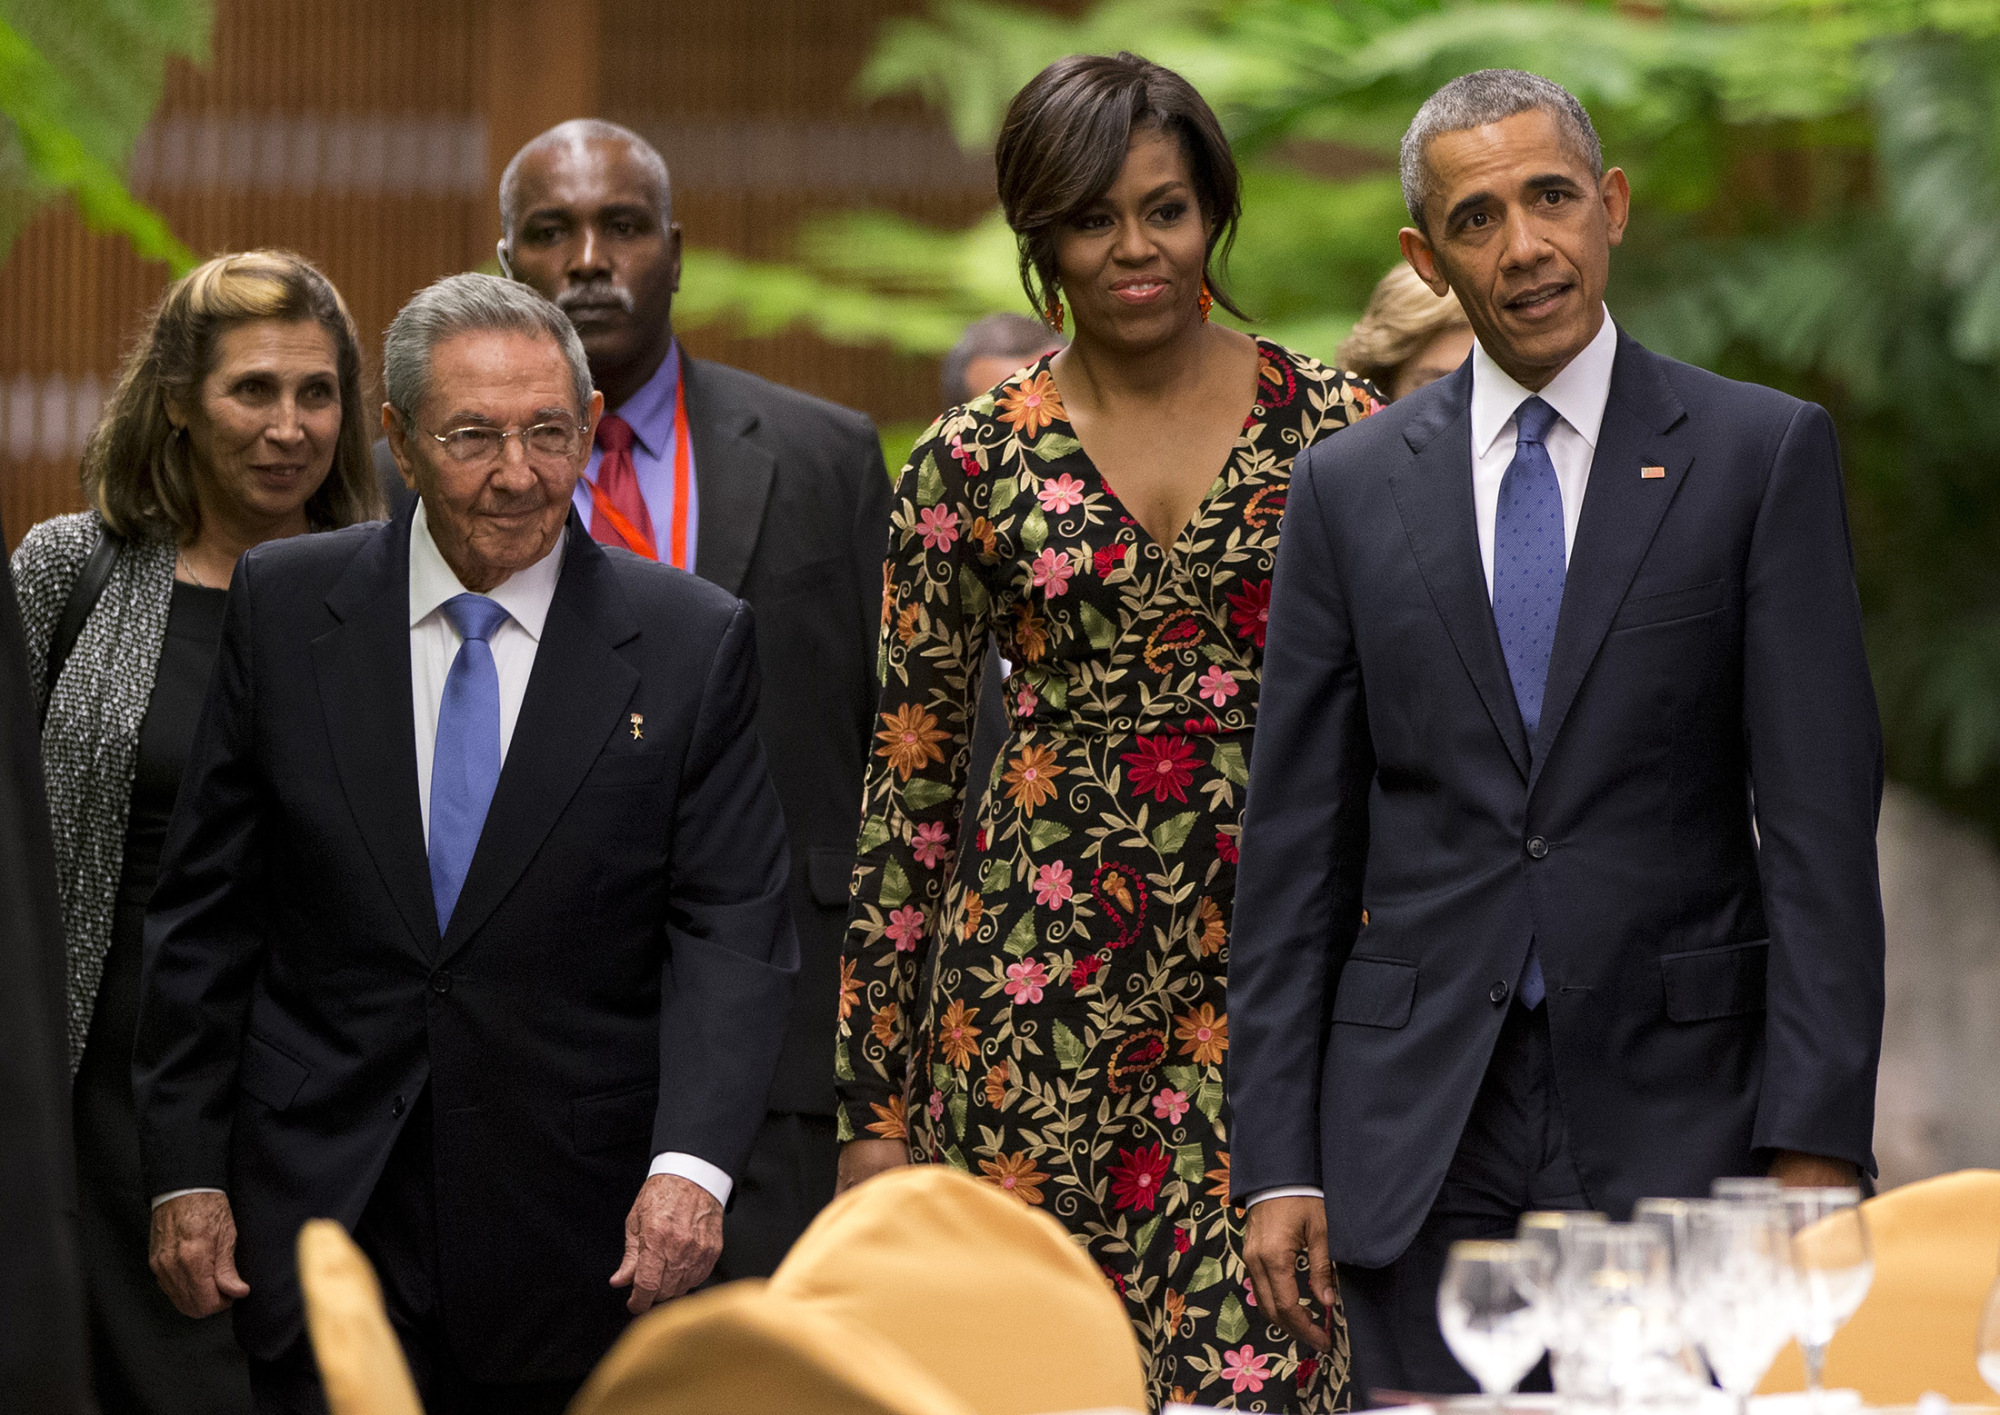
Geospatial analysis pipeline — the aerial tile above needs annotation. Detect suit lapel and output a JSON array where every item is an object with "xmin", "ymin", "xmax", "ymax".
[
  {"xmin": 1528, "ymin": 334, "xmax": 1691, "ymax": 790},
  {"xmin": 438, "ymin": 518, "xmax": 640, "ymax": 961},
  {"xmin": 1388, "ymin": 363, "xmax": 1532, "ymax": 781},
  {"xmin": 685, "ymin": 355, "xmax": 776, "ymax": 596},
  {"xmin": 311, "ymin": 510, "xmax": 438, "ymax": 957}
]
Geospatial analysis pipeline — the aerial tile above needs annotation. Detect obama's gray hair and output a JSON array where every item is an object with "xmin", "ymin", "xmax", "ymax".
[
  {"xmin": 383, "ymin": 272, "xmax": 593, "ymax": 426},
  {"xmin": 1399, "ymin": 70, "xmax": 1603, "ymax": 231}
]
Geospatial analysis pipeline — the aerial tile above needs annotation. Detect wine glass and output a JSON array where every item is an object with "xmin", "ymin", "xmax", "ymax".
[
  {"xmin": 1679, "ymin": 1200, "xmax": 1800, "ymax": 1415},
  {"xmin": 1516, "ymin": 1210, "xmax": 1607, "ymax": 1302},
  {"xmin": 1555, "ymin": 1221, "xmax": 1683, "ymax": 1405},
  {"xmin": 1780, "ymin": 1187, "xmax": 1872, "ymax": 1405},
  {"xmin": 1713, "ymin": 1176, "xmax": 1784, "ymax": 1202},
  {"xmin": 1977, "ymin": 1271, "xmax": 2000, "ymax": 1397},
  {"xmin": 1439, "ymin": 1240, "xmax": 1545, "ymax": 1411}
]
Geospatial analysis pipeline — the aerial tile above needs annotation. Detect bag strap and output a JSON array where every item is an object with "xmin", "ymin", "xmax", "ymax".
[{"xmin": 40, "ymin": 529, "xmax": 120, "ymax": 726}]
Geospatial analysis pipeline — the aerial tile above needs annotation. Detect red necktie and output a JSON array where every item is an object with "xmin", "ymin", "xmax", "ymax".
[{"xmin": 589, "ymin": 414, "xmax": 657, "ymax": 559}]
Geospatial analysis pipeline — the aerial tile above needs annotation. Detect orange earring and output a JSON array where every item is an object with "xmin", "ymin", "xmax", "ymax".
[
  {"xmin": 1198, "ymin": 281, "xmax": 1214, "ymax": 323},
  {"xmin": 1045, "ymin": 293, "xmax": 1065, "ymax": 335}
]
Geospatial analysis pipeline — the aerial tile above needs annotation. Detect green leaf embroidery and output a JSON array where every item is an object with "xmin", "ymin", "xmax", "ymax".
[
  {"xmin": 834, "ymin": 1045, "xmax": 854, "ymax": 1082},
  {"xmin": 1051, "ymin": 1020, "xmax": 1085, "ymax": 1072},
  {"xmin": 1150, "ymin": 811, "xmax": 1201, "ymax": 856},
  {"xmin": 915, "ymin": 454, "xmax": 945, "ymax": 507},
  {"xmin": 1079, "ymin": 600, "xmax": 1116, "ymax": 651},
  {"xmin": 1133, "ymin": 1215, "xmax": 1161, "ymax": 1256},
  {"xmin": 1162, "ymin": 1064, "xmax": 1201, "ymax": 1094},
  {"xmin": 1196, "ymin": 1076, "xmax": 1226, "ymax": 1123},
  {"xmin": 1187, "ymin": 1255, "xmax": 1225, "ymax": 1293},
  {"xmin": 1003, "ymin": 910, "xmax": 1037, "ymax": 958},
  {"xmin": 878, "ymin": 857, "xmax": 911, "ymax": 908},
  {"xmin": 931, "ymin": 1062, "xmax": 953, "ymax": 1092},
  {"xmin": 855, "ymin": 814, "xmax": 892, "ymax": 857},
  {"xmin": 1175, "ymin": 1142, "xmax": 1208, "ymax": 1183},
  {"xmin": 1020, "ymin": 505, "xmax": 1048, "ymax": 553},
  {"xmin": 982, "ymin": 858, "xmax": 1013, "ymax": 894},
  {"xmin": 948, "ymin": 1089, "xmax": 968, "ymax": 1140},
  {"xmin": 1212, "ymin": 739, "xmax": 1248, "ymax": 786},
  {"xmin": 1216, "ymin": 1292, "xmax": 1249, "ymax": 1344},
  {"xmin": 902, "ymin": 777, "xmax": 955, "ymax": 812},
  {"xmin": 958, "ymin": 564, "xmax": 989, "ymax": 616},
  {"xmin": 1034, "ymin": 432, "xmax": 1084, "ymax": 461},
  {"xmin": 1027, "ymin": 817, "xmax": 1072, "ymax": 852},
  {"xmin": 988, "ymin": 477, "xmax": 1018, "ymax": 516}
]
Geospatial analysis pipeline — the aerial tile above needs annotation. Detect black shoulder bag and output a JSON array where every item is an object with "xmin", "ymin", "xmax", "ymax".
[{"xmin": 39, "ymin": 530, "xmax": 120, "ymax": 726}]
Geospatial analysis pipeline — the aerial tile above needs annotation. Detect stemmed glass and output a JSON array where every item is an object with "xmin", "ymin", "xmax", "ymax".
[
  {"xmin": 1555, "ymin": 1221, "xmax": 1683, "ymax": 1405},
  {"xmin": 1679, "ymin": 1200, "xmax": 1800, "ymax": 1415},
  {"xmin": 1713, "ymin": 1176, "xmax": 1784, "ymax": 1202},
  {"xmin": 1977, "ymin": 1271, "xmax": 2000, "ymax": 1397},
  {"xmin": 1779, "ymin": 1188, "xmax": 1873, "ymax": 1405},
  {"xmin": 1516, "ymin": 1211, "xmax": 1605, "ymax": 1394},
  {"xmin": 1439, "ymin": 1240, "xmax": 1546, "ymax": 1411}
]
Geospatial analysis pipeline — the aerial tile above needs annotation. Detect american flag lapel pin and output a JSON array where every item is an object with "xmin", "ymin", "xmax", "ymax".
[
  {"xmin": 1641, "ymin": 465, "xmax": 1667, "ymax": 479},
  {"xmin": 629, "ymin": 712, "xmax": 644, "ymax": 740}
]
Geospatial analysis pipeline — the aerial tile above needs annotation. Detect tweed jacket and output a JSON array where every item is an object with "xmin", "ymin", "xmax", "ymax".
[{"xmin": 11, "ymin": 511, "xmax": 176, "ymax": 1070}]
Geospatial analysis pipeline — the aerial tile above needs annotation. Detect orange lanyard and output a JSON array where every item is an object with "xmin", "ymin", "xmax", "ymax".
[{"xmin": 585, "ymin": 362, "xmax": 693, "ymax": 568}]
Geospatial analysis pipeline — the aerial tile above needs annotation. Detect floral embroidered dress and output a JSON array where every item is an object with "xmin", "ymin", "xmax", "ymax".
[{"xmin": 837, "ymin": 340, "xmax": 1376, "ymax": 1411}]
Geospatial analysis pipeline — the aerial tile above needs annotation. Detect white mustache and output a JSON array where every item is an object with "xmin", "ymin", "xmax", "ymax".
[{"xmin": 558, "ymin": 287, "xmax": 634, "ymax": 316}]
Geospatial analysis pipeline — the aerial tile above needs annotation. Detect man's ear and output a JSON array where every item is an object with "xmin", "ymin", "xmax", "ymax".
[
  {"xmin": 1600, "ymin": 167, "xmax": 1632, "ymax": 248},
  {"xmin": 667, "ymin": 223, "xmax": 682, "ymax": 295},
  {"xmin": 381, "ymin": 404, "xmax": 417, "ymax": 491},
  {"xmin": 1399, "ymin": 227, "xmax": 1451, "ymax": 296},
  {"xmin": 496, "ymin": 240, "xmax": 515, "ymax": 280}
]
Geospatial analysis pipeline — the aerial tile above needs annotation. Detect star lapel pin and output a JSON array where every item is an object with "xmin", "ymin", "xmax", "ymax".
[
  {"xmin": 1641, "ymin": 465, "xmax": 1667, "ymax": 480},
  {"xmin": 629, "ymin": 712, "xmax": 644, "ymax": 741}
]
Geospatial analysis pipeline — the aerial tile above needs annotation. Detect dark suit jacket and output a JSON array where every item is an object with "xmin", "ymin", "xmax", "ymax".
[
  {"xmin": 1228, "ymin": 333, "xmax": 1886, "ymax": 1269},
  {"xmin": 133, "ymin": 507, "xmax": 798, "ymax": 1379},
  {"xmin": 374, "ymin": 352, "xmax": 887, "ymax": 1115}
]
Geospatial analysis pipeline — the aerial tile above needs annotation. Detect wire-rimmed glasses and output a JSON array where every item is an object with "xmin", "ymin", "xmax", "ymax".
[{"xmin": 422, "ymin": 419, "xmax": 586, "ymax": 466}]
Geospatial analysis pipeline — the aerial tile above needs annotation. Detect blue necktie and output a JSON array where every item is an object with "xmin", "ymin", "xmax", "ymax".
[
  {"xmin": 1492, "ymin": 396, "xmax": 1563, "ymax": 1009},
  {"xmin": 430, "ymin": 594, "xmax": 510, "ymax": 931}
]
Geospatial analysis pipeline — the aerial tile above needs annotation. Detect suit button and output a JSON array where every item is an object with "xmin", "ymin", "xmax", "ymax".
[
  {"xmin": 430, "ymin": 969, "xmax": 452, "ymax": 995},
  {"xmin": 391, "ymin": 1095, "xmax": 406, "ymax": 1118},
  {"xmin": 1526, "ymin": 836, "xmax": 1549, "ymax": 859},
  {"xmin": 1490, "ymin": 980, "xmax": 1511, "ymax": 1006}
]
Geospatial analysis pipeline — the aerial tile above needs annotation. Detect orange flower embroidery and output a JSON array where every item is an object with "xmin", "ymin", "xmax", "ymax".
[
  {"xmin": 960, "ymin": 890, "xmax": 985, "ymax": 940},
  {"xmin": 983, "ymin": 1061, "xmax": 1010, "ymax": 1108},
  {"xmin": 938, "ymin": 997, "xmax": 983, "ymax": 1069},
  {"xmin": 970, "ymin": 515, "xmax": 999, "ymax": 560},
  {"xmin": 1010, "ymin": 602, "xmax": 1050, "ymax": 662},
  {"xmin": 837, "ymin": 956, "xmax": 860, "ymax": 1022},
  {"xmin": 1204, "ymin": 1150, "xmax": 1232, "ymax": 1201},
  {"xmin": 1163, "ymin": 1287, "xmax": 1187, "ymax": 1334},
  {"xmin": 867, "ymin": 1094, "xmax": 908, "ymax": 1140},
  {"xmin": 978, "ymin": 1150, "xmax": 1047, "ymax": 1205},
  {"xmin": 1003, "ymin": 744, "xmax": 1064, "ymax": 816},
  {"xmin": 1196, "ymin": 896, "xmax": 1226, "ymax": 957},
  {"xmin": 996, "ymin": 369, "xmax": 1064, "ymax": 437},
  {"xmin": 871, "ymin": 1003, "xmax": 900, "ymax": 1048},
  {"xmin": 880, "ymin": 564, "xmax": 894, "ymax": 626},
  {"xmin": 1175, "ymin": 1003, "xmax": 1228, "ymax": 1066},
  {"xmin": 876, "ymin": 703, "xmax": 947, "ymax": 780},
  {"xmin": 895, "ymin": 601, "xmax": 923, "ymax": 644}
]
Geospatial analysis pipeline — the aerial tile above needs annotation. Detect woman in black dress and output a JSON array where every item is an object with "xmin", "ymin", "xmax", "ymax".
[{"xmin": 11, "ymin": 250, "xmax": 378, "ymax": 1414}]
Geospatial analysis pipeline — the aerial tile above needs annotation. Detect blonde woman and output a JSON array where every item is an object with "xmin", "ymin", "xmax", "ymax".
[
  {"xmin": 10, "ymin": 250, "xmax": 378, "ymax": 1413},
  {"xmin": 1337, "ymin": 261, "xmax": 1475, "ymax": 402}
]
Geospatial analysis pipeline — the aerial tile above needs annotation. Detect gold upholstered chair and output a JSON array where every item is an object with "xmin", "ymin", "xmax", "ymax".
[
  {"xmin": 296, "ymin": 1220, "xmax": 424, "ymax": 1415},
  {"xmin": 767, "ymin": 1164, "xmax": 1149, "ymax": 1415},
  {"xmin": 1759, "ymin": 1168, "xmax": 2000, "ymax": 1404}
]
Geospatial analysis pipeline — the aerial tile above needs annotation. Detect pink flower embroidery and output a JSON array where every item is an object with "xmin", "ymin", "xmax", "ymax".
[
  {"xmin": 1222, "ymin": 1346, "xmax": 1272, "ymax": 1394},
  {"xmin": 1037, "ymin": 473, "xmax": 1087, "ymax": 514},
  {"xmin": 1032, "ymin": 861, "xmax": 1074, "ymax": 908},
  {"xmin": 1152, "ymin": 1087, "xmax": 1190, "ymax": 1124},
  {"xmin": 1198, "ymin": 664, "xmax": 1239, "ymax": 708},
  {"xmin": 915, "ymin": 504, "xmax": 960, "ymax": 553},
  {"xmin": 1029, "ymin": 548, "xmax": 1073, "ymax": 597},
  {"xmin": 910, "ymin": 821, "xmax": 951, "ymax": 870},
  {"xmin": 1003, "ymin": 958, "xmax": 1049, "ymax": 1005},
  {"xmin": 884, "ymin": 905, "xmax": 926, "ymax": 953},
  {"xmin": 1014, "ymin": 682, "xmax": 1039, "ymax": 719},
  {"xmin": 927, "ymin": 1090, "xmax": 945, "ymax": 1121}
]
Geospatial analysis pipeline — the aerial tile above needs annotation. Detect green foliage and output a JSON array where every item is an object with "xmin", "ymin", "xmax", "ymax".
[
  {"xmin": 0, "ymin": 0, "xmax": 209, "ymax": 272},
  {"xmin": 675, "ymin": 0, "xmax": 2000, "ymax": 836}
]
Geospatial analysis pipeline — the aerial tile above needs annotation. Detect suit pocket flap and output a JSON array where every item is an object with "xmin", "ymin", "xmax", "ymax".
[
  {"xmin": 808, "ymin": 847, "xmax": 855, "ymax": 908},
  {"xmin": 1661, "ymin": 939, "xmax": 1769, "ymax": 1022},
  {"xmin": 1332, "ymin": 955, "xmax": 1416, "ymax": 1029},
  {"xmin": 1613, "ymin": 577, "xmax": 1723, "ymax": 631},
  {"xmin": 239, "ymin": 1032, "xmax": 310, "ymax": 1111},
  {"xmin": 572, "ymin": 1081, "xmax": 655, "ymax": 1155}
]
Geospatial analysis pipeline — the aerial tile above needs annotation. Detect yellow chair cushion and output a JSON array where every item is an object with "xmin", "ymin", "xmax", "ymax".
[
  {"xmin": 566, "ymin": 1279, "xmax": 977, "ymax": 1415},
  {"xmin": 1760, "ymin": 1169, "xmax": 2000, "ymax": 1404},
  {"xmin": 769, "ymin": 1165, "xmax": 1148, "ymax": 1415},
  {"xmin": 296, "ymin": 1219, "xmax": 424, "ymax": 1415}
]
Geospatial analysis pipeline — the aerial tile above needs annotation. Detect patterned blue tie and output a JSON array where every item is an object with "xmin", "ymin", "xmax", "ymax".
[
  {"xmin": 1492, "ymin": 396, "xmax": 1564, "ymax": 1009},
  {"xmin": 430, "ymin": 593, "xmax": 510, "ymax": 931}
]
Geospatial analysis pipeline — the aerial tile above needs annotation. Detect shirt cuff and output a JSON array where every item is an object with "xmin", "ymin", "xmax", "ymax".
[
  {"xmin": 648, "ymin": 1151, "xmax": 733, "ymax": 1208},
  {"xmin": 1246, "ymin": 1185, "xmax": 1325, "ymax": 1207},
  {"xmin": 151, "ymin": 1187, "xmax": 225, "ymax": 1210}
]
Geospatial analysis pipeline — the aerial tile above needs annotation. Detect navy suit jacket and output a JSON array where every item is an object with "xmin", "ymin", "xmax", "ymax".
[
  {"xmin": 1228, "ymin": 332, "xmax": 1885, "ymax": 1268},
  {"xmin": 133, "ymin": 507, "xmax": 798, "ymax": 1378}
]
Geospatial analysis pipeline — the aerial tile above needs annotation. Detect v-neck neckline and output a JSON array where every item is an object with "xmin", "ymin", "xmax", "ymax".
[{"xmin": 1029, "ymin": 337, "xmax": 1274, "ymax": 557}]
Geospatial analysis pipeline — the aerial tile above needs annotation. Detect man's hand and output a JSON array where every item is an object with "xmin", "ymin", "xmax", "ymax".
[
  {"xmin": 1242, "ymin": 1195, "xmax": 1334, "ymax": 1353},
  {"xmin": 611, "ymin": 1174, "xmax": 723, "ymax": 1315},
  {"xmin": 1769, "ymin": 1150, "xmax": 1861, "ymax": 1188},
  {"xmin": 149, "ymin": 1192, "xmax": 251, "ymax": 1318},
  {"xmin": 835, "ymin": 1138, "xmax": 910, "ymax": 1195}
]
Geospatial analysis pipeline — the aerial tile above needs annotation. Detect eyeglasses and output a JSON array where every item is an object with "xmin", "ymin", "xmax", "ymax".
[{"xmin": 422, "ymin": 419, "xmax": 585, "ymax": 466}]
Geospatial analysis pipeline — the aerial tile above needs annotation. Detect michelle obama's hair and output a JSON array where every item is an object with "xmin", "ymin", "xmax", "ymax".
[{"xmin": 995, "ymin": 52, "xmax": 1247, "ymax": 327}]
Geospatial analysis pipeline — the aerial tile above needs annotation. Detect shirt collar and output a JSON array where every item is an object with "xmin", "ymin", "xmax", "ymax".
[
  {"xmin": 408, "ymin": 498, "xmax": 565, "ymax": 641},
  {"xmin": 598, "ymin": 339, "xmax": 681, "ymax": 462},
  {"xmin": 1469, "ymin": 305, "xmax": 1619, "ymax": 460}
]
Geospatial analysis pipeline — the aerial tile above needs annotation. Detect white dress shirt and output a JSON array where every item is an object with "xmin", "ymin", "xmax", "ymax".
[
  {"xmin": 1244, "ymin": 308, "xmax": 1620, "ymax": 1212},
  {"xmin": 155, "ymin": 504, "xmax": 731, "ymax": 1210}
]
